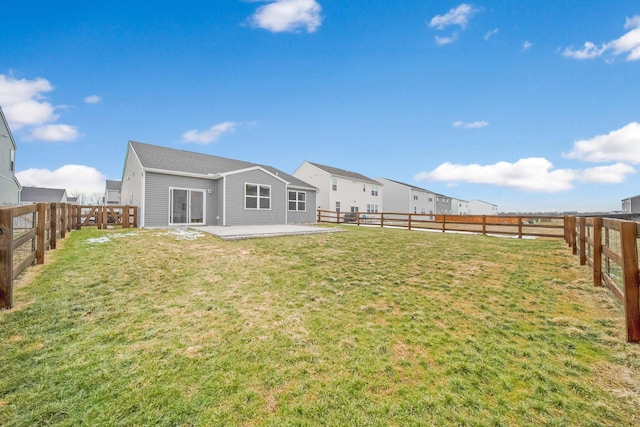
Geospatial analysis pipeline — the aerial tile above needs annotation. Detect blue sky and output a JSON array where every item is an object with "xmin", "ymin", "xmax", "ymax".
[{"xmin": 1, "ymin": 0, "xmax": 639, "ymax": 212}]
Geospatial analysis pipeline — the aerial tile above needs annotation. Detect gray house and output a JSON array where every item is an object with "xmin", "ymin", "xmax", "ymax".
[
  {"xmin": 20, "ymin": 186, "xmax": 68, "ymax": 204},
  {"xmin": 0, "ymin": 106, "xmax": 21, "ymax": 206},
  {"xmin": 120, "ymin": 141, "xmax": 317, "ymax": 227}
]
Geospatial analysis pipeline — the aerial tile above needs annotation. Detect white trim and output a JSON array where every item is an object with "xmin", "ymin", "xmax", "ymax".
[
  {"xmin": 168, "ymin": 186, "xmax": 207, "ymax": 226},
  {"xmin": 141, "ymin": 170, "xmax": 146, "ymax": 228},
  {"xmin": 244, "ymin": 182, "xmax": 271, "ymax": 210},
  {"xmin": 144, "ymin": 167, "xmax": 221, "ymax": 180},
  {"xmin": 222, "ymin": 175, "xmax": 227, "ymax": 226},
  {"xmin": 288, "ymin": 190, "xmax": 307, "ymax": 213},
  {"xmin": 219, "ymin": 166, "xmax": 289, "ymax": 185}
]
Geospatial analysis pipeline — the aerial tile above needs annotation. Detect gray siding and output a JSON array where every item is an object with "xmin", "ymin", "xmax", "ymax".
[
  {"xmin": 120, "ymin": 147, "xmax": 144, "ymax": 225},
  {"xmin": 224, "ymin": 170, "xmax": 286, "ymax": 226},
  {"xmin": 287, "ymin": 190, "xmax": 317, "ymax": 224},
  {"xmin": 144, "ymin": 172, "xmax": 216, "ymax": 227},
  {"xmin": 0, "ymin": 118, "xmax": 19, "ymax": 206}
]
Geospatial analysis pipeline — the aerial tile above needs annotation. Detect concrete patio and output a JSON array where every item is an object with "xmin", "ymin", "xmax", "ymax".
[{"xmin": 196, "ymin": 224, "xmax": 341, "ymax": 240}]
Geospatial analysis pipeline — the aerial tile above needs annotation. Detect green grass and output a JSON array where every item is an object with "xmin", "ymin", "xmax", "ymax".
[{"xmin": 1, "ymin": 226, "xmax": 639, "ymax": 426}]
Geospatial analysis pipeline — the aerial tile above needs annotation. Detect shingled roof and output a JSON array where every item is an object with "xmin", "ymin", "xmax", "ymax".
[
  {"xmin": 306, "ymin": 161, "xmax": 381, "ymax": 185},
  {"xmin": 129, "ymin": 141, "xmax": 316, "ymax": 190},
  {"xmin": 20, "ymin": 187, "xmax": 67, "ymax": 203}
]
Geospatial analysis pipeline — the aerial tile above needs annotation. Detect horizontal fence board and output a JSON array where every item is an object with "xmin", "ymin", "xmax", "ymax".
[
  {"xmin": 602, "ymin": 272, "xmax": 625, "ymax": 303},
  {"xmin": 13, "ymin": 228, "xmax": 37, "ymax": 249},
  {"xmin": 13, "ymin": 252, "xmax": 36, "ymax": 278},
  {"xmin": 602, "ymin": 245, "xmax": 623, "ymax": 267}
]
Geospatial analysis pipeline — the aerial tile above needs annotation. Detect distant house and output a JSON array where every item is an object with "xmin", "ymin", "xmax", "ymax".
[
  {"xmin": 435, "ymin": 194, "xmax": 452, "ymax": 215},
  {"xmin": 376, "ymin": 177, "xmax": 436, "ymax": 215},
  {"xmin": 469, "ymin": 199, "xmax": 498, "ymax": 215},
  {"xmin": 20, "ymin": 187, "xmax": 68, "ymax": 204},
  {"xmin": 292, "ymin": 161, "xmax": 383, "ymax": 213},
  {"xmin": 0, "ymin": 106, "xmax": 21, "ymax": 206},
  {"xmin": 451, "ymin": 198, "xmax": 469, "ymax": 215},
  {"xmin": 120, "ymin": 141, "xmax": 317, "ymax": 227},
  {"xmin": 104, "ymin": 180, "xmax": 121, "ymax": 205},
  {"xmin": 622, "ymin": 195, "xmax": 640, "ymax": 214}
]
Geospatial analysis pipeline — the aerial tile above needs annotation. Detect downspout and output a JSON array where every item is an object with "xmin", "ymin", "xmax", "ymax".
[{"xmin": 141, "ymin": 170, "xmax": 146, "ymax": 227}]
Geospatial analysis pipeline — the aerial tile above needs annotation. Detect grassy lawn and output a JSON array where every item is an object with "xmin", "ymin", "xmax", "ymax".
[{"xmin": 1, "ymin": 226, "xmax": 639, "ymax": 426}]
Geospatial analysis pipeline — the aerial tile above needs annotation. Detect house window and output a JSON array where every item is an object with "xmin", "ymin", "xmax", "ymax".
[
  {"xmin": 363, "ymin": 184, "xmax": 366, "ymax": 192},
  {"xmin": 245, "ymin": 183, "xmax": 270, "ymax": 210},
  {"xmin": 371, "ymin": 185, "xmax": 378, "ymax": 196},
  {"xmin": 169, "ymin": 188, "xmax": 205, "ymax": 225},
  {"xmin": 336, "ymin": 201, "xmax": 341, "ymax": 212},
  {"xmin": 288, "ymin": 191, "xmax": 306, "ymax": 211},
  {"xmin": 332, "ymin": 178, "xmax": 337, "ymax": 191},
  {"xmin": 413, "ymin": 195, "xmax": 418, "ymax": 200},
  {"xmin": 429, "ymin": 197, "xmax": 433, "ymax": 202},
  {"xmin": 351, "ymin": 206, "xmax": 359, "ymax": 213},
  {"xmin": 10, "ymin": 149, "xmax": 15, "ymax": 172},
  {"xmin": 367, "ymin": 204, "xmax": 379, "ymax": 213}
]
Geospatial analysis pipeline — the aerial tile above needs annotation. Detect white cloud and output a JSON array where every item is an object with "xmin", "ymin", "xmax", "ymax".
[
  {"xmin": 84, "ymin": 95, "xmax": 102, "ymax": 104},
  {"xmin": 564, "ymin": 122, "xmax": 640, "ymax": 164},
  {"xmin": 563, "ymin": 15, "xmax": 640, "ymax": 61},
  {"xmin": 435, "ymin": 34, "xmax": 458, "ymax": 45},
  {"xmin": 0, "ymin": 74, "xmax": 58, "ymax": 130},
  {"xmin": 30, "ymin": 124, "xmax": 81, "ymax": 142},
  {"xmin": 579, "ymin": 163, "xmax": 636, "ymax": 184},
  {"xmin": 16, "ymin": 165, "xmax": 106, "ymax": 195},
  {"xmin": 249, "ymin": 0, "xmax": 322, "ymax": 33},
  {"xmin": 522, "ymin": 40, "xmax": 533, "ymax": 51},
  {"xmin": 414, "ymin": 158, "xmax": 576, "ymax": 193},
  {"xmin": 453, "ymin": 120, "xmax": 488, "ymax": 129},
  {"xmin": 181, "ymin": 121, "xmax": 240, "ymax": 144},
  {"xmin": 484, "ymin": 28, "xmax": 499, "ymax": 40},
  {"xmin": 429, "ymin": 4, "xmax": 478, "ymax": 30}
]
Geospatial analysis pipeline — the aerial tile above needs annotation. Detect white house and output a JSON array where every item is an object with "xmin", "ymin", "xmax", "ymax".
[
  {"xmin": 376, "ymin": 177, "xmax": 436, "ymax": 215},
  {"xmin": 622, "ymin": 195, "xmax": 640, "ymax": 214},
  {"xmin": 104, "ymin": 180, "xmax": 122, "ymax": 205},
  {"xmin": 0, "ymin": 106, "xmax": 21, "ymax": 206},
  {"xmin": 469, "ymin": 199, "xmax": 498, "ymax": 215},
  {"xmin": 292, "ymin": 161, "xmax": 382, "ymax": 213},
  {"xmin": 451, "ymin": 198, "xmax": 469, "ymax": 215}
]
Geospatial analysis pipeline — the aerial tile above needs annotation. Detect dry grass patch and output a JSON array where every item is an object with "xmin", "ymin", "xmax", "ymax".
[{"xmin": 1, "ymin": 226, "xmax": 639, "ymax": 426}]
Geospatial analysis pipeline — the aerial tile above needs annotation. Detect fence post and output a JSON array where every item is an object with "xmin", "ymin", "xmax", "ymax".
[
  {"xmin": 0, "ymin": 208, "xmax": 14, "ymax": 309},
  {"xmin": 579, "ymin": 217, "xmax": 586, "ymax": 265},
  {"xmin": 380, "ymin": 212, "xmax": 384, "ymax": 228},
  {"xmin": 60, "ymin": 203, "xmax": 66, "ymax": 239},
  {"xmin": 317, "ymin": 210, "xmax": 321, "ymax": 223},
  {"xmin": 620, "ymin": 221, "xmax": 640, "ymax": 343},
  {"xmin": 571, "ymin": 217, "xmax": 577, "ymax": 255},
  {"xmin": 123, "ymin": 207, "xmax": 130, "ymax": 228},
  {"xmin": 76, "ymin": 205, "xmax": 82, "ymax": 230},
  {"xmin": 50, "ymin": 203, "xmax": 58, "ymax": 250},
  {"xmin": 442, "ymin": 215, "xmax": 446, "ymax": 233},
  {"xmin": 482, "ymin": 215, "xmax": 487, "ymax": 235},
  {"xmin": 408, "ymin": 213, "xmax": 412, "ymax": 230},
  {"xmin": 592, "ymin": 217, "xmax": 602, "ymax": 287},
  {"xmin": 518, "ymin": 216, "xmax": 523, "ymax": 239},
  {"xmin": 36, "ymin": 203, "xmax": 46, "ymax": 265}
]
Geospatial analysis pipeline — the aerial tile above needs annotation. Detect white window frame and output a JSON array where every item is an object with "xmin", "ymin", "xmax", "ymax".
[
  {"xmin": 332, "ymin": 178, "xmax": 338, "ymax": 191},
  {"xmin": 245, "ymin": 183, "xmax": 271, "ymax": 210},
  {"xmin": 168, "ymin": 187, "xmax": 206, "ymax": 226},
  {"xmin": 288, "ymin": 191, "xmax": 306, "ymax": 212},
  {"xmin": 371, "ymin": 185, "xmax": 378, "ymax": 196}
]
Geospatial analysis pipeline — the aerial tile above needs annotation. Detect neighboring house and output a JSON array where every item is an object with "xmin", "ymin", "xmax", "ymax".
[
  {"xmin": 120, "ymin": 141, "xmax": 317, "ymax": 227},
  {"xmin": 622, "ymin": 195, "xmax": 640, "ymax": 214},
  {"xmin": 104, "ymin": 180, "xmax": 122, "ymax": 205},
  {"xmin": 469, "ymin": 199, "xmax": 498, "ymax": 215},
  {"xmin": 20, "ymin": 186, "xmax": 68, "ymax": 204},
  {"xmin": 376, "ymin": 177, "xmax": 436, "ymax": 216},
  {"xmin": 0, "ymin": 106, "xmax": 21, "ymax": 206},
  {"xmin": 292, "ymin": 161, "xmax": 383, "ymax": 213},
  {"xmin": 435, "ymin": 194, "xmax": 452, "ymax": 215},
  {"xmin": 451, "ymin": 198, "xmax": 469, "ymax": 215}
]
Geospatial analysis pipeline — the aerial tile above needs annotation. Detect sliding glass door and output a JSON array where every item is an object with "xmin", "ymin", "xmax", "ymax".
[{"xmin": 170, "ymin": 188, "xmax": 205, "ymax": 225}]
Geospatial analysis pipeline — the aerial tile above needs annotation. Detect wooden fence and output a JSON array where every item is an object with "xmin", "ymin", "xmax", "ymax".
[
  {"xmin": 565, "ymin": 216, "xmax": 640, "ymax": 343},
  {"xmin": 317, "ymin": 210, "xmax": 565, "ymax": 239},
  {"xmin": 0, "ymin": 204, "xmax": 137, "ymax": 309}
]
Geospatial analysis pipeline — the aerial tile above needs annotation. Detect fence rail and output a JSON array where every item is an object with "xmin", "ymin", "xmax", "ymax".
[
  {"xmin": 566, "ymin": 216, "xmax": 640, "ymax": 342},
  {"xmin": 0, "ymin": 204, "xmax": 137, "ymax": 309},
  {"xmin": 317, "ymin": 210, "xmax": 565, "ymax": 239}
]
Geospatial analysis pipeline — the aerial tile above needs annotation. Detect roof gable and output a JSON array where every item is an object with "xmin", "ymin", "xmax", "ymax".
[
  {"xmin": 20, "ymin": 186, "xmax": 67, "ymax": 203},
  {"xmin": 306, "ymin": 161, "xmax": 380, "ymax": 185},
  {"xmin": 377, "ymin": 177, "xmax": 434, "ymax": 193}
]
